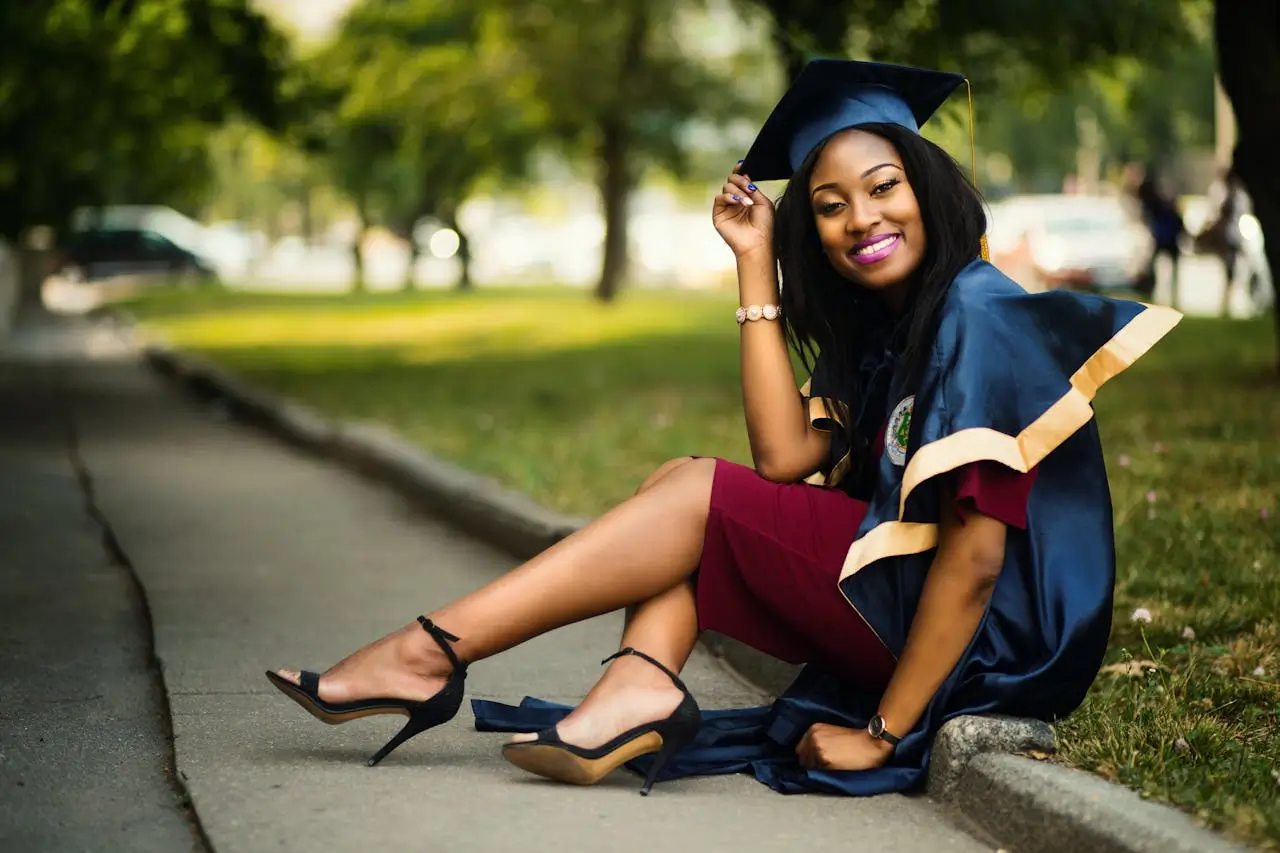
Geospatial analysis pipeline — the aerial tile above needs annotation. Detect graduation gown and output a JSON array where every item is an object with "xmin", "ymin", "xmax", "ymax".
[{"xmin": 472, "ymin": 260, "xmax": 1182, "ymax": 795}]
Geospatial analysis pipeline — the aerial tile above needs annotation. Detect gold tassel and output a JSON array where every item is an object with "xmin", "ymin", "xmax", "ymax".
[{"xmin": 965, "ymin": 78, "xmax": 990, "ymax": 262}]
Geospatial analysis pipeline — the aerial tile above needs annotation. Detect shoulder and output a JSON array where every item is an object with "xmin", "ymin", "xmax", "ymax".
[
  {"xmin": 931, "ymin": 260, "xmax": 1030, "ymax": 357},
  {"xmin": 942, "ymin": 260, "xmax": 1026, "ymax": 316}
]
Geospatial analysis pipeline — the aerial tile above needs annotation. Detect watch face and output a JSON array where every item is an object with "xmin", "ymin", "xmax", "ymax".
[{"xmin": 868, "ymin": 715, "xmax": 884, "ymax": 737}]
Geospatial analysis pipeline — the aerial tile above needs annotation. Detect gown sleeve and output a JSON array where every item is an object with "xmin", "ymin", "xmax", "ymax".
[{"xmin": 953, "ymin": 461, "xmax": 1039, "ymax": 529}]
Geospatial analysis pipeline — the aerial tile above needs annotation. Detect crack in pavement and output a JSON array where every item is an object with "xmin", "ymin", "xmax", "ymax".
[{"xmin": 62, "ymin": 380, "xmax": 216, "ymax": 853}]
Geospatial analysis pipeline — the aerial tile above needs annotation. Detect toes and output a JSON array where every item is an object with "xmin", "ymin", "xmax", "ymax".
[
  {"xmin": 508, "ymin": 732, "xmax": 538, "ymax": 745},
  {"xmin": 275, "ymin": 669, "xmax": 301, "ymax": 685}
]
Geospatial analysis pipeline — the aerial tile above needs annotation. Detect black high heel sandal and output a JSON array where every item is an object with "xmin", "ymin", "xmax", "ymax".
[
  {"xmin": 264, "ymin": 616, "xmax": 467, "ymax": 766},
  {"xmin": 501, "ymin": 647, "xmax": 702, "ymax": 796}
]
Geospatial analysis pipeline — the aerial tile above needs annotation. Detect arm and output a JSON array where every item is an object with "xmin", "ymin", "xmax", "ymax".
[
  {"xmin": 797, "ymin": 477, "xmax": 1007, "ymax": 771},
  {"xmin": 714, "ymin": 170, "xmax": 829, "ymax": 483},
  {"xmin": 736, "ymin": 247, "xmax": 831, "ymax": 482}
]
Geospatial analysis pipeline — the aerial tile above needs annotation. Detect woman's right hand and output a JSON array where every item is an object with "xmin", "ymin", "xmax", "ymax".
[{"xmin": 713, "ymin": 166, "xmax": 775, "ymax": 259}]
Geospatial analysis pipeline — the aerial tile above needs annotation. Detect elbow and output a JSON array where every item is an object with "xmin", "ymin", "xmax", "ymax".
[
  {"xmin": 754, "ymin": 456, "xmax": 799, "ymax": 484},
  {"xmin": 965, "ymin": 549, "xmax": 1005, "ymax": 603}
]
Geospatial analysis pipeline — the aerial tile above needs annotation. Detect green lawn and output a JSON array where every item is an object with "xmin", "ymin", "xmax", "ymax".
[{"xmin": 123, "ymin": 285, "xmax": 1279, "ymax": 848}]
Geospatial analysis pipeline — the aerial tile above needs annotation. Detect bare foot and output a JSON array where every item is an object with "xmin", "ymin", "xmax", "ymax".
[
  {"xmin": 509, "ymin": 653, "xmax": 685, "ymax": 749},
  {"xmin": 275, "ymin": 621, "xmax": 454, "ymax": 705}
]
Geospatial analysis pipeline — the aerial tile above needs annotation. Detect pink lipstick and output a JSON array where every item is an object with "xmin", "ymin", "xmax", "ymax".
[{"xmin": 848, "ymin": 233, "xmax": 901, "ymax": 265}]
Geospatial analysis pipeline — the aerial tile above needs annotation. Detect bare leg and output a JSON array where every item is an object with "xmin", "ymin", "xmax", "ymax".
[
  {"xmin": 506, "ymin": 580, "xmax": 699, "ymax": 748},
  {"xmin": 275, "ymin": 457, "xmax": 714, "ymax": 714}
]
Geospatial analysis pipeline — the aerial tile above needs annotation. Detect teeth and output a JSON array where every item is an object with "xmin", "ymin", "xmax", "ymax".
[{"xmin": 855, "ymin": 236, "xmax": 896, "ymax": 255}]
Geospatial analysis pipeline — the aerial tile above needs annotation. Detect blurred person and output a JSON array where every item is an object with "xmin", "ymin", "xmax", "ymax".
[
  {"xmin": 265, "ymin": 61, "xmax": 1180, "ymax": 797},
  {"xmin": 1134, "ymin": 169, "xmax": 1186, "ymax": 304},
  {"xmin": 1198, "ymin": 167, "xmax": 1250, "ymax": 316}
]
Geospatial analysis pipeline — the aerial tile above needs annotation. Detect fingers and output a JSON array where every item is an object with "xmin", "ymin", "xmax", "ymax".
[
  {"xmin": 719, "ymin": 185, "xmax": 755, "ymax": 207},
  {"xmin": 715, "ymin": 192, "xmax": 752, "ymax": 211},
  {"xmin": 721, "ymin": 174, "xmax": 763, "ymax": 207},
  {"xmin": 795, "ymin": 726, "xmax": 817, "ymax": 770}
]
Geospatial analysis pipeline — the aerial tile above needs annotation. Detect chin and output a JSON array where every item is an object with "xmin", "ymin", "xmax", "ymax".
[{"xmin": 835, "ymin": 256, "xmax": 914, "ymax": 291}]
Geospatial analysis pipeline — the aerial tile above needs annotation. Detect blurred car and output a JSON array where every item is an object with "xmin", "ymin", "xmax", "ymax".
[
  {"xmin": 54, "ymin": 227, "xmax": 218, "ymax": 285},
  {"xmin": 987, "ymin": 194, "xmax": 1151, "ymax": 293}
]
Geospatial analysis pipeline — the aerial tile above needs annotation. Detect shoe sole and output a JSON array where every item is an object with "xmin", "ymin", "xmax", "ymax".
[
  {"xmin": 501, "ymin": 731, "xmax": 664, "ymax": 786},
  {"xmin": 267, "ymin": 674, "xmax": 410, "ymax": 725}
]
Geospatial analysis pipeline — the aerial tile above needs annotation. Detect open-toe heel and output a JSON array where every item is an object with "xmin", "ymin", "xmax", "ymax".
[
  {"xmin": 501, "ymin": 647, "xmax": 702, "ymax": 796},
  {"xmin": 265, "ymin": 616, "xmax": 467, "ymax": 766}
]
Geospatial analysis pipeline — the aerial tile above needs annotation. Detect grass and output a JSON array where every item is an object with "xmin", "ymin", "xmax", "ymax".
[{"xmin": 121, "ymin": 285, "xmax": 1279, "ymax": 847}]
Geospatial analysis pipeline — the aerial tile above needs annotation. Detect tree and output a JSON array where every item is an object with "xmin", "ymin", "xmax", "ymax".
[
  {"xmin": 745, "ymin": 0, "xmax": 1200, "ymax": 88},
  {"xmin": 305, "ymin": 0, "xmax": 542, "ymax": 291},
  {"xmin": 498, "ymin": 0, "xmax": 747, "ymax": 301},
  {"xmin": 0, "ymin": 0, "xmax": 291, "ymax": 301},
  {"xmin": 1215, "ymin": 0, "xmax": 1280, "ymax": 375}
]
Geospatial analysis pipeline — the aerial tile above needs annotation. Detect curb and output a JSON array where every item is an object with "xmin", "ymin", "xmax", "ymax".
[{"xmin": 139, "ymin": 339, "xmax": 1248, "ymax": 853}]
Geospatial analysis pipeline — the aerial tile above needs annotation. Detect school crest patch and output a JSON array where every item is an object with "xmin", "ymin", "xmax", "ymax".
[{"xmin": 885, "ymin": 395, "xmax": 914, "ymax": 466}]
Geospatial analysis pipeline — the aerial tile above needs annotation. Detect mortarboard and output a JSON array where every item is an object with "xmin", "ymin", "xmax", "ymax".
[{"xmin": 740, "ymin": 59, "xmax": 965, "ymax": 182}]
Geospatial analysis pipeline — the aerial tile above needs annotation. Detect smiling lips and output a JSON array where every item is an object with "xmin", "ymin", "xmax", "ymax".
[{"xmin": 849, "ymin": 233, "xmax": 901, "ymax": 265}]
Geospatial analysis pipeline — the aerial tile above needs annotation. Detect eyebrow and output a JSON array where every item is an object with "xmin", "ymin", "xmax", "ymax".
[{"xmin": 809, "ymin": 163, "xmax": 902, "ymax": 197}]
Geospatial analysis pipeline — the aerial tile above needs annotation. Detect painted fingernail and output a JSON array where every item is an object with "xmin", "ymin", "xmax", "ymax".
[
  {"xmin": 737, "ymin": 159, "xmax": 744, "ymax": 164},
  {"xmin": 732, "ymin": 195, "xmax": 741, "ymax": 201},
  {"xmin": 747, "ymin": 183, "xmax": 757, "ymax": 192}
]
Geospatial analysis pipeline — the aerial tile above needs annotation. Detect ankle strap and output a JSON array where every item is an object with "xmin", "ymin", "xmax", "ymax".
[
  {"xmin": 418, "ymin": 616, "xmax": 466, "ymax": 675},
  {"xmin": 601, "ymin": 647, "xmax": 688, "ymax": 694}
]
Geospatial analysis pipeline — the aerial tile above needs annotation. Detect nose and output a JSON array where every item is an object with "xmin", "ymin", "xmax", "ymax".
[{"xmin": 844, "ymin": 198, "xmax": 880, "ymax": 237}]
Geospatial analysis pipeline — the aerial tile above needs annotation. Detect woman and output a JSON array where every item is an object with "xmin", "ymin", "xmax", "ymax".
[{"xmin": 267, "ymin": 60, "xmax": 1180, "ymax": 796}]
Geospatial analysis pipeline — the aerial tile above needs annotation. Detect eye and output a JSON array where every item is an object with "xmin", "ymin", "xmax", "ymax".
[
  {"xmin": 814, "ymin": 200, "xmax": 845, "ymax": 215},
  {"xmin": 871, "ymin": 178, "xmax": 900, "ymax": 196}
]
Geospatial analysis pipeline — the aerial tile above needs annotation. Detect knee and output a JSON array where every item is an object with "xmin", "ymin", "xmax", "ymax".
[
  {"xmin": 636, "ymin": 456, "xmax": 699, "ymax": 494},
  {"xmin": 663, "ymin": 457, "xmax": 718, "ymax": 511}
]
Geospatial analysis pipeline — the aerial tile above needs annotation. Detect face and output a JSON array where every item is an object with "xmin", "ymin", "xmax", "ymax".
[{"xmin": 808, "ymin": 129, "xmax": 926, "ymax": 306}]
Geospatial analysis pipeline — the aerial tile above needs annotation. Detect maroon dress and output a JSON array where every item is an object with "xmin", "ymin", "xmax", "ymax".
[{"xmin": 695, "ymin": 417, "xmax": 1037, "ymax": 694}]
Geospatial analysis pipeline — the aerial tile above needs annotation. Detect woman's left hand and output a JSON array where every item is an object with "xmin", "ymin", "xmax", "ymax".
[{"xmin": 796, "ymin": 723, "xmax": 895, "ymax": 771}]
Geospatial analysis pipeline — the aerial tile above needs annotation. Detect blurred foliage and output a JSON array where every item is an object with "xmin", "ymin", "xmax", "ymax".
[
  {"xmin": 4, "ymin": 0, "xmax": 1254, "ymax": 305},
  {"xmin": 747, "ymin": 0, "xmax": 1206, "ymax": 88},
  {"xmin": 244, "ymin": 0, "xmax": 755, "ymax": 297},
  {"xmin": 0, "ymin": 0, "xmax": 293, "ymax": 239},
  {"xmin": 494, "ymin": 0, "xmax": 751, "ymax": 299},
  {"xmin": 745, "ymin": 0, "xmax": 1216, "ymax": 193},
  {"xmin": 300, "ymin": 0, "xmax": 548, "ymax": 290}
]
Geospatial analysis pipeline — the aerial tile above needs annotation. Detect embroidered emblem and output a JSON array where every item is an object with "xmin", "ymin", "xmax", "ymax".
[{"xmin": 885, "ymin": 395, "xmax": 914, "ymax": 466}]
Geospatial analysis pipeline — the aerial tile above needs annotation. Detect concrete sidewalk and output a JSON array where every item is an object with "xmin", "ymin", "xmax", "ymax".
[
  {"xmin": 0, "ymin": 320, "xmax": 200, "ymax": 852},
  {"xmin": 0, "ymin": 313, "xmax": 992, "ymax": 852}
]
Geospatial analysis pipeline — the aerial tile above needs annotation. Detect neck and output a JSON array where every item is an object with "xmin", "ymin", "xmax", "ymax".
[{"xmin": 876, "ymin": 279, "xmax": 912, "ymax": 317}]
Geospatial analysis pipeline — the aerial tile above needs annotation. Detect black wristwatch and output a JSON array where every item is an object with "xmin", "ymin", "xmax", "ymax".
[{"xmin": 867, "ymin": 714, "xmax": 902, "ymax": 746}]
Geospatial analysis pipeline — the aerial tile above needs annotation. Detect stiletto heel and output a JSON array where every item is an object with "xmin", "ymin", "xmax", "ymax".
[
  {"xmin": 639, "ymin": 727, "xmax": 687, "ymax": 796},
  {"xmin": 266, "ymin": 616, "xmax": 467, "ymax": 766},
  {"xmin": 501, "ymin": 647, "xmax": 702, "ymax": 795}
]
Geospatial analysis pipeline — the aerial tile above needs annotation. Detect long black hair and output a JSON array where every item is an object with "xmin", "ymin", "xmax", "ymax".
[{"xmin": 775, "ymin": 122, "xmax": 986, "ymax": 480}]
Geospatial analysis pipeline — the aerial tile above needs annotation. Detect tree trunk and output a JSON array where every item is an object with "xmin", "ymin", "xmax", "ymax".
[
  {"xmin": 594, "ymin": 2, "xmax": 648, "ymax": 303},
  {"xmin": 443, "ymin": 209, "xmax": 473, "ymax": 291},
  {"xmin": 17, "ymin": 246, "xmax": 50, "ymax": 310},
  {"xmin": 1215, "ymin": 0, "xmax": 1280, "ymax": 374},
  {"xmin": 595, "ymin": 121, "xmax": 631, "ymax": 302},
  {"xmin": 351, "ymin": 192, "xmax": 369, "ymax": 294},
  {"xmin": 403, "ymin": 235, "xmax": 419, "ymax": 292}
]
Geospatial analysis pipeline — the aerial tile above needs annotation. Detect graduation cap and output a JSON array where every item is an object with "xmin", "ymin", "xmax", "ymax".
[
  {"xmin": 740, "ymin": 58, "xmax": 988, "ymax": 259},
  {"xmin": 741, "ymin": 59, "xmax": 966, "ymax": 181}
]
